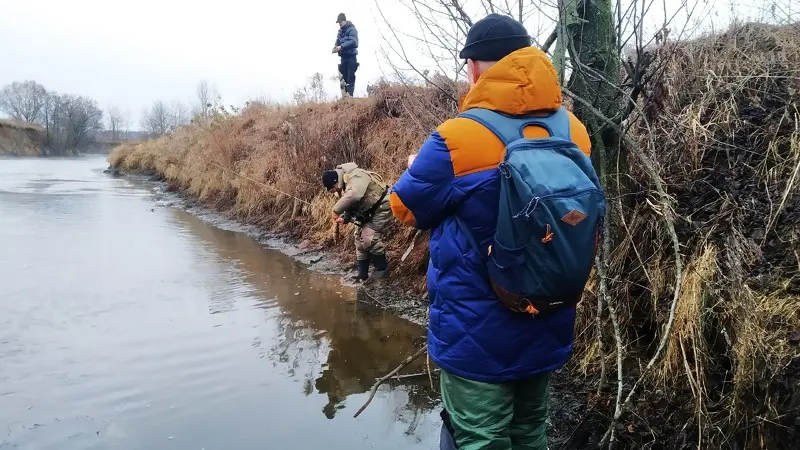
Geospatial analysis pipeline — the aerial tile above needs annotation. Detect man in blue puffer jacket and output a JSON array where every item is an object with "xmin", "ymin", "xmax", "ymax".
[
  {"xmin": 333, "ymin": 13, "xmax": 359, "ymax": 97},
  {"xmin": 389, "ymin": 13, "xmax": 593, "ymax": 450}
]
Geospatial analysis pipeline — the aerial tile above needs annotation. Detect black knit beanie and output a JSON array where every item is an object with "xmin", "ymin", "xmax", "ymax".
[
  {"xmin": 322, "ymin": 170, "xmax": 339, "ymax": 189},
  {"xmin": 459, "ymin": 13, "xmax": 531, "ymax": 61}
]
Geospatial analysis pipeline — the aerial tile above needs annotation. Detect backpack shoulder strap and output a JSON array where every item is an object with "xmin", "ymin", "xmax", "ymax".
[
  {"xmin": 452, "ymin": 107, "xmax": 573, "ymax": 261},
  {"xmin": 522, "ymin": 107, "xmax": 572, "ymax": 141},
  {"xmin": 457, "ymin": 107, "xmax": 572, "ymax": 144},
  {"xmin": 364, "ymin": 170, "xmax": 387, "ymax": 188}
]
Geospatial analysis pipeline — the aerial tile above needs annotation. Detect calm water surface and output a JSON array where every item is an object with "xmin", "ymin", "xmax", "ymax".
[{"xmin": 0, "ymin": 156, "xmax": 439, "ymax": 450}]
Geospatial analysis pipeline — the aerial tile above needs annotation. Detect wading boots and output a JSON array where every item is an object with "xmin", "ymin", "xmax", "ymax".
[
  {"xmin": 370, "ymin": 254, "xmax": 389, "ymax": 279},
  {"xmin": 355, "ymin": 259, "xmax": 370, "ymax": 281}
]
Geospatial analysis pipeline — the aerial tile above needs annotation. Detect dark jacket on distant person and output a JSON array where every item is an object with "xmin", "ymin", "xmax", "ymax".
[{"xmin": 335, "ymin": 21, "xmax": 359, "ymax": 58}]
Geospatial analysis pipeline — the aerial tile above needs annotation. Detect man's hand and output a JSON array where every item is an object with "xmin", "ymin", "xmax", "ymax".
[
  {"xmin": 333, "ymin": 46, "xmax": 342, "ymax": 53},
  {"xmin": 407, "ymin": 154, "xmax": 417, "ymax": 168},
  {"xmin": 332, "ymin": 212, "xmax": 345, "ymax": 224}
]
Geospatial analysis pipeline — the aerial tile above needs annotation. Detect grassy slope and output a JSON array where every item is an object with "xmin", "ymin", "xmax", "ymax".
[
  {"xmin": 108, "ymin": 87, "xmax": 438, "ymax": 292},
  {"xmin": 109, "ymin": 24, "xmax": 799, "ymax": 449}
]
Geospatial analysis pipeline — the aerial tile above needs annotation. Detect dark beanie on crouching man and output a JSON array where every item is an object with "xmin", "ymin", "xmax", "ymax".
[{"xmin": 322, "ymin": 170, "xmax": 338, "ymax": 191}]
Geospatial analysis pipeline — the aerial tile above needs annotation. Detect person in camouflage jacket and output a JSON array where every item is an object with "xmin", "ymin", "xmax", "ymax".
[{"xmin": 323, "ymin": 162, "xmax": 391, "ymax": 281}]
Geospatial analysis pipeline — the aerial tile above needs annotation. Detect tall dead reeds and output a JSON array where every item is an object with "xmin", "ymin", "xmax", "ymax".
[{"xmin": 586, "ymin": 22, "xmax": 800, "ymax": 448}]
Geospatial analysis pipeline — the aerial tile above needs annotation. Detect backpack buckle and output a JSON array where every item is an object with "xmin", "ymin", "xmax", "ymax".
[
  {"xmin": 499, "ymin": 162, "xmax": 512, "ymax": 179},
  {"xmin": 518, "ymin": 298, "xmax": 540, "ymax": 316},
  {"xmin": 541, "ymin": 224, "xmax": 554, "ymax": 244}
]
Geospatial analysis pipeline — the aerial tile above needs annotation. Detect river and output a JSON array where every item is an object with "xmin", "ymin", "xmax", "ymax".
[{"xmin": 0, "ymin": 156, "xmax": 440, "ymax": 450}]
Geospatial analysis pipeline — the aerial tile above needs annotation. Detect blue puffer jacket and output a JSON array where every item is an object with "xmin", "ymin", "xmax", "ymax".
[
  {"xmin": 335, "ymin": 21, "xmax": 358, "ymax": 58},
  {"xmin": 389, "ymin": 47, "xmax": 593, "ymax": 383}
]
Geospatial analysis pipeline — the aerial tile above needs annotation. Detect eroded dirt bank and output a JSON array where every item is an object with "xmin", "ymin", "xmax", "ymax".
[{"xmin": 0, "ymin": 119, "xmax": 44, "ymax": 156}]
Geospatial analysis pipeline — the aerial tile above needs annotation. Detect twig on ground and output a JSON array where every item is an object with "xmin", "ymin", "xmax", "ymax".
[
  {"xmin": 401, "ymin": 230, "xmax": 423, "ymax": 262},
  {"xmin": 360, "ymin": 289, "xmax": 389, "ymax": 309},
  {"xmin": 426, "ymin": 351, "xmax": 435, "ymax": 390},
  {"xmin": 354, "ymin": 345, "xmax": 429, "ymax": 418}
]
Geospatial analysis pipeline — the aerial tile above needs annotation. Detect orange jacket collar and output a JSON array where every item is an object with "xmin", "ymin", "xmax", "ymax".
[{"xmin": 460, "ymin": 46, "xmax": 562, "ymax": 115}]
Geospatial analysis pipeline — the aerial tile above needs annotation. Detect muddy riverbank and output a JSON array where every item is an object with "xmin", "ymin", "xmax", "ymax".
[{"xmin": 127, "ymin": 171, "xmax": 431, "ymax": 326}]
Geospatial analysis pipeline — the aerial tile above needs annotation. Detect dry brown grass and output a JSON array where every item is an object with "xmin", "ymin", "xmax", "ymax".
[
  {"xmin": 108, "ymin": 22, "xmax": 799, "ymax": 449},
  {"xmin": 578, "ymin": 22, "xmax": 800, "ymax": 448},
  {"xmin": 0, "ymin": 119, "xmax": 44, "ymax": 156},
  {"xmin": 108, "ymin": 87, "xmax": 441, "ymax": 274},
  {"xmin": 0, "ymin": 119, "xmax": 44, "ymax": 132},
  {"xmin": 658, "ymin": 245, "xmax": 716, "ymax": 388}
]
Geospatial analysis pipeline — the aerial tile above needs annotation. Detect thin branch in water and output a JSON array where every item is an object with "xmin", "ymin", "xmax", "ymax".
[
  {"xmin": 354, "ymin": 345, "xmax": 429, "ymax": 418},
  {"xmin": 359, "ymin": 289, "xmax": 388, "ymax": 308},
  {"xmin": 381, "ymin": 368, "xmax": 441, "ymax": 380}
]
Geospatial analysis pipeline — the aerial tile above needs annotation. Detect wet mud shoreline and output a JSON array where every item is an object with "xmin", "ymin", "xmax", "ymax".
[{"xmin": 125, "ymin": 172, "xmax": 430, "ymax": 326}]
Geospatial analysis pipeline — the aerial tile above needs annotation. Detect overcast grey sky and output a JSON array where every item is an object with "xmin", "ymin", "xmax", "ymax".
[
  {"xmin": 0, "ymin": 0, "xmax": 390, "ymax": 127},
  {"xmin": 0, "ymin": 0, "xmax": 778, "ymax": 130}
]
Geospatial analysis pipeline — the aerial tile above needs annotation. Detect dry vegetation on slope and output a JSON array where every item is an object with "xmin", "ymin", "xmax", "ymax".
[
  {"xmin": 109, "ymin": 23, "xmax": 798, "ymax": 449},
  {"xmin": 0, "ymin": 119, "xmax": 44, "ymax": 156},
  {"xmin": 108, "ymin": 84, "xmax": 446, "ymax": 293},
  {"xmin": 568, "ymin": 23, "xmax": 800, "ymax": 448}
]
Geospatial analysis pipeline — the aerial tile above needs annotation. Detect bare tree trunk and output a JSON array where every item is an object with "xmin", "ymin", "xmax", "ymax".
[
  {"xmin": 567, "ymin": 0, "xmax": 622, "ymax": 187},
  {"xmin": 553, "ymin": 0, "xmax": 578, "ymax": 84}
]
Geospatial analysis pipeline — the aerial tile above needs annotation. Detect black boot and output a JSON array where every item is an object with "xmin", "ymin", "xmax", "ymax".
[
  {"xmin": 370, "ymin": 254, "xmax": 389, "ymax": 279},
  {"xmin": 355, "ymin": 259, "xmax": 370, "ymax": 281}
]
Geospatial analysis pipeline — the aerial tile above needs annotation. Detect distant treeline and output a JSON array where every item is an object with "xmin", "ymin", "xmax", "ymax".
[
  {"xmin": 139, "ymin": 80, "xmax": 225, "ymax": 137},
  {"xmin": 0, "ymin": 80, "xmax": 106, "ymax": 154},
  {"xmin": 0, "ymin": 79, "xmax": 220, "ymax": 155}
]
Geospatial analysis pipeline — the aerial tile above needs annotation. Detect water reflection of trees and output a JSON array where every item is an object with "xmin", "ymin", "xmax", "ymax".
[{"xmin": 169, "ymin": 209, "xmax": 439, "ymax": 432}]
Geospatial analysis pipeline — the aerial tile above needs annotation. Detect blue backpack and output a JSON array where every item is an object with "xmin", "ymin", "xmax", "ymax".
[{"xmin": 456, "ymin": 107, "xmax": 607, "ymax": 315}]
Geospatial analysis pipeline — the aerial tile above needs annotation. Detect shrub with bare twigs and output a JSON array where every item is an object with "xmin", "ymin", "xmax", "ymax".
[{"xmin": 567, "ymin": 22, "xmax": 800, "ymax": 449}]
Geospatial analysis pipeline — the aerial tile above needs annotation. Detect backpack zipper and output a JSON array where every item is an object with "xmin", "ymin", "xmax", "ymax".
[{"xmin": 514, "ymin": 187, "xmax": 601, "ymax": 219}]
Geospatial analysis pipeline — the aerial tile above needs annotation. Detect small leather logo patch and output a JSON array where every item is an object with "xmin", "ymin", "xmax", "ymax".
[{"xmin": 561, "ymin": 210, "xmax": 587, "ymax": 226}]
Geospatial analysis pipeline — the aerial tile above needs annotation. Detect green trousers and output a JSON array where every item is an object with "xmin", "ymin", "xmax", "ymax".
[{"xmin": 440, "ymin": 369, "xmax": 550, "ymax": 450}]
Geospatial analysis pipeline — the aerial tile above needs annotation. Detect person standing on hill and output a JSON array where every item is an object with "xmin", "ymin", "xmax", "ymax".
[
  {"xmin": 389, "ymin": 13, "xmax": 605, "ymax": 450},
  {"xmin": 323, "ymin": 162, "xmax": 390, "ymax": 282},
  {"xmin": 333, "ymin": 13, "xmax": 359, "ymax": 97}
]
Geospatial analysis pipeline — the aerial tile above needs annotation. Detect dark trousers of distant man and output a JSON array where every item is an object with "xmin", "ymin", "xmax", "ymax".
[{"xmin": 339, "ymin": 57, "xmax": 358, "ymax": 97}]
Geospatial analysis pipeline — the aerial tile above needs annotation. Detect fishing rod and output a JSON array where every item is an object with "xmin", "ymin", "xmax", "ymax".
[{"xmin": 205, "ymin": 161, "xmax": 313, "ymax": 206}]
